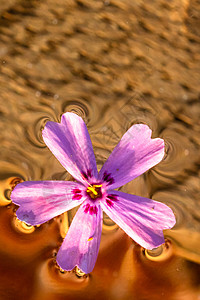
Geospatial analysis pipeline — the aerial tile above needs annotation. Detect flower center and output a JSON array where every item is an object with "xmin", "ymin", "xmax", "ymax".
[{"xmin": 86, "ymin": 184, "xmax": 102, "ymax": 200}]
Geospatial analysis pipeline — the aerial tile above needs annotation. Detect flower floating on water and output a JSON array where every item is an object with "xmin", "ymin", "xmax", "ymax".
[{"xmin": 11, "ymin": 112, "xmax": 176, "ymax": 273}]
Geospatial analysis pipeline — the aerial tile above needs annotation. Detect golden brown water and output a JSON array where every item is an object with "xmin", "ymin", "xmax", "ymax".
[{"xmin": 0, "ymin": 0, "xmax": 200, "ymax": 299}]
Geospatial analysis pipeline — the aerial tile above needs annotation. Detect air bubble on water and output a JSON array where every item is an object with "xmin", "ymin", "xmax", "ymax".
[
  {"xmin": 184, "ymin": 149, "xmax": 189, "ymax": 156},
  {"xmin": 21, "ymin": 162, "xmax": 28, "ymax": 170},
  {"xmin": 52, "ymin": 19, "xmax": 58, "ymax": 25},
  {"xmin": 27, "ymin": 63, "xmax": 33, "ymax": 69},
  {"xmin": 182, "ymin": 94, "xmax": 188, "ymax": 100},
  {"xmin": 35, "ymin": 91, "xmax": 41, "ymax": 97},
  {"xmin": 103, "ymin": 0, "xmax": 110, "ymax": 6},
  {"xmin": 54, "ymin": 94, "xmax": 59, "ymax": 100}
]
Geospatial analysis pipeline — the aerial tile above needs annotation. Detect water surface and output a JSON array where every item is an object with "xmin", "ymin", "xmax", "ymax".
[{"xmin": 0, "ymin": 0, "xmax": 200, "ymax": 299}]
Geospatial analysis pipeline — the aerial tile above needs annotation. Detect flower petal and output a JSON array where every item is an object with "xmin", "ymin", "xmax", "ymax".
[
  {"xmin": 42, "ymin": 112, "xmax": 98, "ymax": 185},
  {"xmin": 56, "ymin": 202, "xmax": 102, "ymax": 274},
  {"xmin": 100, "ymin": 190, "xmax": 176, "ymax": 249},
  {"xmin": 11, "ymin": 181, "xmax": 85, "ymax": 225},
  {"xmin": 99, "ymin": 124, "xmax": 164, "ymax": 189}
]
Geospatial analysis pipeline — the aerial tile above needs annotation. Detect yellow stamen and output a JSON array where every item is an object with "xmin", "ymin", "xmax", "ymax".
[
  {"xmin": 87, "ymin": 186, "xmax": 98, "ymax": 195},
  {"xmin": 86, "ymin": 184, "xmax": 102, "ymax": 200},
  {"xmin": 88, "ymin": 237, "xmax": 93, "ymax": 241}
]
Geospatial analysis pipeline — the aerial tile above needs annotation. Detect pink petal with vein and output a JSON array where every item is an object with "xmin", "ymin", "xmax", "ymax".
[
  {"xmin": 11, "ymin": 181, "xmax": 85, "ymax": 225},
  {"xmin": 100, "ymin": 190, "xmax": 176, "ymax": 249},
  {"xmin": 56, "ymin": 202, "xmax": 102, "ymax": 274},
  {"xmin": 99, "ymin": 124, "xmax": 164, "ymax": 189},
  {"xmin": 42, "ymin": 112, "xmax": 98, "ymax": 185}
]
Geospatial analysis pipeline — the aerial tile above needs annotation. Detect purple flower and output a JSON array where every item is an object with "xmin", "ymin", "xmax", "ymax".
[{"xmin": 11, "ymin": 112, "xmax": 176, "ymax": 274}]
